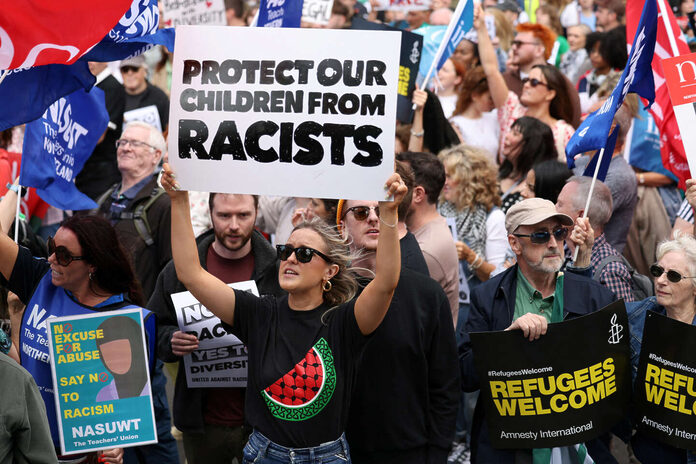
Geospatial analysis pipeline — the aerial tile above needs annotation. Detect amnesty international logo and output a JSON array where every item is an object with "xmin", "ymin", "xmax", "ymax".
[{"xmin": 608, "ymin": 313, "xmax": 623, "ymax": 344}]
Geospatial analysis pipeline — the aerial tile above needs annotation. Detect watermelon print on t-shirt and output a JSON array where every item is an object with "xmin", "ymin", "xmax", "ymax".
[{"xmin": 262, "ymin": 338, "xmax": 336, "ymax": 421}]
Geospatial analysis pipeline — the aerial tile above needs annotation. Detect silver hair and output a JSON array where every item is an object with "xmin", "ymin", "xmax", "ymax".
[
  {"xmin": 566, "ymin": 176, "xmax": 613, "ymax": 229},
  {"xmin": 656, "ymin": 231, "xmax": 696, "ymax": 290},
  {"xmin": 122, "ymin": 121, "xmax": 166, "ymax": 153}
]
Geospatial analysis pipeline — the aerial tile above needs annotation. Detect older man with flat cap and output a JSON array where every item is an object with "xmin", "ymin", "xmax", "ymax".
[{"xmin": 458, "ymin": 198, "xmax": 617, "ymax": 463}]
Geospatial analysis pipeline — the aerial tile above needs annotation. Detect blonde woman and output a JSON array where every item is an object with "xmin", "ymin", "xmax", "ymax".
[{"xmin": 438, "ymin": 145, "xmax": 508, "ymax": 284}]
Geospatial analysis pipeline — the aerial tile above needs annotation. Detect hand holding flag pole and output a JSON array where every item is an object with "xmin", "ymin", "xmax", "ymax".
[{"xmin": 572, "ymin": 149, "xmax": 605, "ymax": 264}]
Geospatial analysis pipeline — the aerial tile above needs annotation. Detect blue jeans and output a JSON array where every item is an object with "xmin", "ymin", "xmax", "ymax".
[{"xmin": 242, "ymin": 430, "xmax": 350, "ymax": 463}]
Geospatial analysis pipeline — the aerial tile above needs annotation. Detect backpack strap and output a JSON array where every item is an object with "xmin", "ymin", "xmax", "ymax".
[
  {"xmin": 593, "ymin": 254, "xmax": 633, "ymax": 281},
  {"xmin": 129, "ymin": 187, "xmax": 166, "ymax": 247}
]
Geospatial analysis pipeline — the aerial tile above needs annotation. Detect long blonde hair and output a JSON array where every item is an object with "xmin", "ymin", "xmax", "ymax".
[{"xmin": 438, "ymin": 144, "xmax": 501, "ymax": 211}]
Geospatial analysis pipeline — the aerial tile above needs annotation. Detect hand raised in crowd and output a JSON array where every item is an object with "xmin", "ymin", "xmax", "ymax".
[
  {"xmin": 170, "ymin": 331, "xmax": 200, "ymax": 356},
  {"xmin": 506, "ymin": 313, "xmax": 548, "ymax": 341},
  {"xmin": 160, "ymin": 163, "xmax": 186, "ymax": 200},
  {"xmin": 570, "ymin": 217, "xmax": 594, "ymax": 268},
  {"xmin": 411, "ymin": 87, "xmax": 427, "ymax": 110},
  {"xmin": 291, "ymin": 207, "xmax": 306, "ymax": 227},
  {"xmin": 685, "ymin": 179, "xmax": 696, "ymax": 210},
  {"xmin": 378, "ymin": 173, "xmax": 408, "ymax": 211},
  {"xmin": 99, "ymin": 447, "xmax": 124, "ymax": 464},
  {"xmin": 473, "ymin": 3, "xmax": 485, "ymax": 31}
]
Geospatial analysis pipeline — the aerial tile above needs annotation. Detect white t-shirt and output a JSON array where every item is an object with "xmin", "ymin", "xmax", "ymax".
[
  {"xmin": 449, "ymin": 111, "xmax": 500, "ymax": 162},
  {"xmin": 438, "ymin": 94, "xmax": 458, "ymax": 120},
  {"xmin": 485, "ymin": 207, "xmax": 508, "ymax": 269}
]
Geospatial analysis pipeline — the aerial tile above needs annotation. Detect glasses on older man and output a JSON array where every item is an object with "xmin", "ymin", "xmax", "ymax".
[
  {"xmin": 115, "ymin": 139, "xmax": 156, "ymax": 151},
  {"xmin": 649, "ymin": 264, "xmax": 696, "ymax": 283},
  {"xmin": 513, "ymin": 226, "xmax": 568, "ymax": 244}
]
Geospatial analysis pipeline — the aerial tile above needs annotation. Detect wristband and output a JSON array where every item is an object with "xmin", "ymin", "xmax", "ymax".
[
  {"xmin": 5, "ymin": 183, "xmax": 19, "ymax": 194},
  {"xmin": 410, "ymin": 129, "xmax": 424, "ymax": 137}
]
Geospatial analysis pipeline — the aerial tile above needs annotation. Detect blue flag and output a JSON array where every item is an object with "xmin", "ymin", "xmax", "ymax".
[
  {"xmin": 582, "ymin": 125, "xmax": 620, "ymax": 182},
  {"xmin": 413, "ymin": 26, "xmax": 448, "ymax": 78},
  {"xmin": 0, "ymin": 62, "xmax": 95, "ymax": 132},
  {"xmin": 21, "ymin": 87, "xmax": 109, "ymax": 210},
  {"xmin": 565, "ymin": 0, "xmax": 657, "ymax": 166},
  {"xmin": 81, "ymin": 0, "xmax": 175, "ymax": 61},
  {"xmin": 436, "ymin": 0, "xmax": 474, "ymax": 70},
  {"xmin": 256, "ymin": 0, "xmax": 302, "ymax": 27}
]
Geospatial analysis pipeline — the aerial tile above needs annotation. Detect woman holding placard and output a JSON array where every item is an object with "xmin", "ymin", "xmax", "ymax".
[
  {"xmin": 626, "ymin": 232, "xmax": 696, "ymax": 463},
  {"xmin": 161, "ymin": 163, "xmax": 406, "ymax": 464},
  {"xmin": 0, "ymin": 214, "xmax": 151, "ymax": 464}
]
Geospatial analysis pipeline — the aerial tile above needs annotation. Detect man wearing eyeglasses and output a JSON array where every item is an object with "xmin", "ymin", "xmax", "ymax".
[
  {"xmin": 339, "ymin": 193, "xmax": 459, "ymax": 463},
  {"xmin": 459, "ymin": 198, "xmax": 616, "ymax": 462}
]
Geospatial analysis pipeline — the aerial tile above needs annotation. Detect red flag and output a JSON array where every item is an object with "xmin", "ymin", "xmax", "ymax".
[
  {"xmin": 627, "ymin": 0, "xmax": 691, "ymax": 188},
  {"xmin": 0, "ymin": 0, "xmax": 133, "ymax": 70}
]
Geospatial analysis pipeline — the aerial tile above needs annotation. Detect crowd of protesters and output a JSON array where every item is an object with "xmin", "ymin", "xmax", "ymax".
[{"xmin": 3, "ymin": 0, "xmax": 696, "ymax": 463}]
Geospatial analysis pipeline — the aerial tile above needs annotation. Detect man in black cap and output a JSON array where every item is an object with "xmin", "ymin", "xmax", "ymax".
[{"xmin": 120, "ymin": 54, "xmax": 170, "ymax": 133}]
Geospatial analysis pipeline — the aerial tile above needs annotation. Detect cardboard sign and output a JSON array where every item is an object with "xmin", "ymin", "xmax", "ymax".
[
  {"xmin": 351, "ymin": 17, "xmax": 422, "ymax": 124},
  {"xmin": 169, "ymin": 26, "xmax": 400, "ymax": 200},
  {"xmin": 302, "ymin": 0, "xmax": 333, "ymax": 25},
  {"xmin": 634, "ymin": 311, "xmax": 696, "ymax": 450},
  {"xmin": 663, "ymin": 52, "xmax": 696, "ymax": 179},
  {"xmin": 374, "ymin": 0, "xmax": 432, "ymax": 12},
  {"xmin": 161, "ymin": 0, "xmax": 226, "ymax": 27},
  {"xmin": 46, "ymin": 309, "xmax": 157, "ymax": 455},
  {"xmin": 172, "ymin": 280, "xmax": 259, "ymax": 388},
  {"xmin": 470, "ymin": 301, "xmax": 631, "ymax": 449}
]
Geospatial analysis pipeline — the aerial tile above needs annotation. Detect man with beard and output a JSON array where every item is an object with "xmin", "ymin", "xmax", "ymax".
[
  {"xmin": 459, "ymin": 198, "xmax": 616, "ymax": 463},
  {"xmin": 149, "ymin": 193, "xmax": 282, "ymax": 464}
]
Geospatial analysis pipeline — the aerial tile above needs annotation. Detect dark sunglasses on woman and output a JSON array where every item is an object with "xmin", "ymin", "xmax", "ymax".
[
  {"xmin": 513, "ymin": 226, "xmax": 568, "ymax": 244},
  {"xmin": 649, "ymin": 264, "xmax": 696, "ymax": 283},
  {"xmin": 521, "ymin": 77, "xmax": 548, "ymax": 88},
  {"xmin": 342, "ymin": 205, "xmax": 379, "ymax": 221},
  {"xmin": 276, "ymin": 244, "xmax": 332, "ymax": 264},
  {"xmin": 47, "ymin": 236, "xmax": 85, "ymax": 266}
]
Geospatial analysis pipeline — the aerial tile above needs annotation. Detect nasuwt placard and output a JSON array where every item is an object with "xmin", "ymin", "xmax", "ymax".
[
  {"xmin": 168, "ymin": 26, "xmax": 400, "ymax": 200},
  {"xmin": 470, "ymin": 301, "xmax": 631, "ymax": 449},
  {"xmin": 46, "ymin": 309, "xmax": 157, "ymax": 455},
  {"xmin": 635, "ymin": 311, "xmax": 696, "ymax": 450},
  {"xmin": 172, "ymin": 280, "xmax": 259, "ymax": 388}
]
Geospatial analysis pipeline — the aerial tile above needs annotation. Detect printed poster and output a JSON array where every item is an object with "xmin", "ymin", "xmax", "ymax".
[
  {"xmin": 172, "ymin": 280, "xmax": 259, "ymax": 388},
  {"xmin": 635, "ymin": 311, "xmax": 696, "ymax": 450},
  {"xmin": 470, "ymin": 301, "xmax": 631, "ymax": 448},
  {"xmin": 161, "ymin": 0, "xmax": 226, "ymax": 26},
  {"xmin": 662, "ymin": 52, "xmax": 696, "ymax": 179},
  {"xmin": 46, "ymin": 309, "xmax": 157, "ymax": 455}
]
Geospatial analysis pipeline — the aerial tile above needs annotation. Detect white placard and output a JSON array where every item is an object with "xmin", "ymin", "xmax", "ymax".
[
  {"xmin": 161, "ymin": 0, "xmax": 226, "ymax": 27},
  {"xmin": 124, "ymin": 105, "xmax": 162, "ymax": 132},
  {"xmin": 168, "ymin": 26, "xmax": 400, "ymax": 200},
  {"xmin": 302, "ymin": 0, "xmax": 333, "ymax": 25},
  {"xmin": 172, "ymin": 280, "xmax": 259, "ymax": 388},
  {"xmin": 446, "ymin": 217, "xmax": 470, "ymax": 305},
  {"xmin": 374, "ymin": 0, "xmax": 432, "ymax": 12}
]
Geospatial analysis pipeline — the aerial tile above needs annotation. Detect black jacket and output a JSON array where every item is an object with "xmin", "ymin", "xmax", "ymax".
[
  {"xmin": 460, "ymin": 265, "xmax": 616, "ymax": 463},
  {"xmin": 148, "ymin": 229, "xmax": 283, "ymax": 433}
]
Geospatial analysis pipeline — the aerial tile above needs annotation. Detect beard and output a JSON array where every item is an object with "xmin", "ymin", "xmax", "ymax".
[
  {"xmin": 215, "ymin": 228, "xmax": 253, "ymax": 252},
  {"xmin": 526, "ymin": 248, "xmax": 564, "ymax": 274}
]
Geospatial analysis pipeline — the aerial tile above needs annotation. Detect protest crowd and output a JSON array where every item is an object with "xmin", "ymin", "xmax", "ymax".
[{"xmin": 5, "ymin": 0, "xmax": 696, "ymax": 463}]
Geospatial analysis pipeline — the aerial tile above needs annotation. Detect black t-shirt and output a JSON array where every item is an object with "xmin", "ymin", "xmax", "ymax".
[{"xmin": 229, "ymin": 289, "xmax": 368, "ymax": 447}]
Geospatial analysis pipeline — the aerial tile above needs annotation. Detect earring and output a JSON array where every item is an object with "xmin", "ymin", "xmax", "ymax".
[
  {"xmin": 322, "ymin": 280, "xmax": 332, "ymax": 292},
  {"xmin": 89, "ymin": 272, "xmax": 94, "ymax": 281}
]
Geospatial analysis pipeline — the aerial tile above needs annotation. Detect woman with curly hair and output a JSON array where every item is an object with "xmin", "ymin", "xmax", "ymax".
[{"xmin": 438, "ymin": 145, "xmax": 508, "ymax": 286}]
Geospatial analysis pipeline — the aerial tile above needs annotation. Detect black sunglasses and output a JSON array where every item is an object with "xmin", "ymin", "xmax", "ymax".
[
  {"xmin": 513, "ymin": 226, "xmax": 568, "ymax": 244},
  {"xmin": 649, "ymin": 264, "xmax": 696, "ymax": 283},
  {"xmin": 276, "ymin": 244, "xmax": 332, "ymax": 264},
  {"xmin": 48, "ymin": 236, "xmax": 85, "ymax": 266},
  {"xmin": 521, "ymin": 77, "xmax": 549, "ymax": 88},
  {"xmin": 342, "ymin": 206, "xmax": 379, "ymax": 221},
  {"xmin": 120, "ymin": 65, "xmax": 141, "ymax": 74}
]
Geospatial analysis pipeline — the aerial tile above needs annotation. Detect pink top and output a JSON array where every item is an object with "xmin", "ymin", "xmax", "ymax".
[{"xmin": 497, "ymin": 92, "xmax": 574, "ymax": 162}]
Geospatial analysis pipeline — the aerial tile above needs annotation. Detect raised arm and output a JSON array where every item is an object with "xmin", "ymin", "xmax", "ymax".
[
  {"xmin": 161, "ymin": 164, "xmax": 238, "ymax": 326},
  {"xmin": 0, "ymin": 183, "xmax": 19, "ymax": 280},
  {"xmin": 475, "ymin": 5, "xmax": 509, "ymax": 109},
  {"xmin": 353, "ymin": 174, "xmax": 408, "ymax": 335}
]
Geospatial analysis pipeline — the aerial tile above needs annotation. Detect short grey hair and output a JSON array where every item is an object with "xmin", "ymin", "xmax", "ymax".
[
  {"xmin": 122, "ymin": 121, "xmax": 166, "ymax": 153},
  {"xmin": 566, "ymin": 176, "xmax": 613, "ymax": 229},
  {"xmin": 656, "ymin": 231, "xmax": 696, "ymax": 289}
]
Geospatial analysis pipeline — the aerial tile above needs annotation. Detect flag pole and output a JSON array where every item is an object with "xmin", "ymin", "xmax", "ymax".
[
  {"xmin": 572, "ymin": 147, "xmax": 605, "ymax": 264},
  {"xmin": 656, "ymin": 0, "xmax": 682, "ymax": 56},
  {"xmin": 412, "ymin": 0, "xmax": 470, "ymax": 110},
  {"xmin": 13, "ymin": 181, "xmax": 21, "ymax": 244},
  {"xmin": 0, "ymin": 70, "xmax": 7, "ymax": 87}
]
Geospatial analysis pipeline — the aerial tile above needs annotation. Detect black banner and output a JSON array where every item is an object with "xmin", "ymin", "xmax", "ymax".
[
  {"xmin": 470, "ymin": 301, "xmax": 631, "ymax": 449},
  {"xmin": 635, "ymin": 311, "xmax": 696, "ymax": 450},
  {"xmin": 350, "ymin": 17, "xmax": 422, "ymax": 124}
]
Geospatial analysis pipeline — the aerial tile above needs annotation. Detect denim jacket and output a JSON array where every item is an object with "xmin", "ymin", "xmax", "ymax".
[{"xmin": 626, "ymin": 297, "xmax": 696, "ymax": 464}]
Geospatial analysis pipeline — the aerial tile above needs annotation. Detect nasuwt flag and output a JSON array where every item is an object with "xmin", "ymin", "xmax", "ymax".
[
  {"xmin": 565, "ymin": 0, "xmax": 658, "ymax": 167},
  {"xmin": 0, "ymin": 0, "xmax": 132, "ymax": 70},
  {"xmin": 20, "ymin": 87, "xmax": 109, "ymax": 211},
  {"xmin": 627, "ymin": 0, "xmax": 691, "ymax": 188},
  {"xmin": 0, "ymin": 62, "xmax": 95, "ymax": 132},
  {"xmin": 582, "ymin": 125, "xmax": 620, "ymax": 182},
  {"xmin": 81, "ymin": 0, "xmax": 176, "ymax": 62},
  {"xmin": 256, "ymin": 0, "xmax": 303, "ymax": 28}
]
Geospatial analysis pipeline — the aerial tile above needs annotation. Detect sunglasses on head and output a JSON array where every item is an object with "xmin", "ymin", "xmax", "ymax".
[
  {"xmin": 649, "ymin": 264, "xmax": 696, "ymax": 283},
  {"xmin": 513, "ymin": 226, "xmax": 568, "ymax": 244},
  {"xmin": 342, "ymin": 205, "xmax": 379, "ymax": 221},
  {"xmin": 521, "ymin": 77, "xmax": 548, "ymax": 88},
  {"xmin": 48, "ymin": 236, "xmax": 85, "ymax": 266},
  {"xmin": 276, "ymin": 244, "xmax": 332, "ymax": 264}
]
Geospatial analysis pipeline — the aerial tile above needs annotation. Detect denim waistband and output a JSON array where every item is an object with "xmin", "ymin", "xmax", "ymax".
[{"xmin": 248, "ymin": 430, "xmax": 349, "ymax": 462}]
